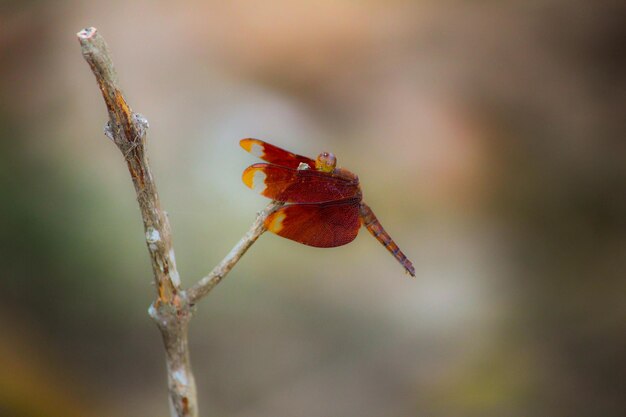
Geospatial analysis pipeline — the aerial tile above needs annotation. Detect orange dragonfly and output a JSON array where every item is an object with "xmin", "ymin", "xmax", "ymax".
[{"xmin": 240, "ymin": 138, "xmax": 415, "ymax": 277}]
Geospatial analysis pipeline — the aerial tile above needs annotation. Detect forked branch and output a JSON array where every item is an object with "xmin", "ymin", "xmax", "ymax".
[{"xmin": 77, "ymin": 26, "xmax": 279, "ymax": 417}]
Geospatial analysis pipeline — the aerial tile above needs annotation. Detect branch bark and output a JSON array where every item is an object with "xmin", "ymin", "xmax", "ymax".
[
  {"xmin": 77, "ymin": 27, "xmax": 279, "ymax": 417},
  {"xmin": 77, "ymin": 27, "xmax": 179, "ymax": 303},
  {"xmin": 188, "ymin": 201, "xmax": 283, "ymax": 304}
]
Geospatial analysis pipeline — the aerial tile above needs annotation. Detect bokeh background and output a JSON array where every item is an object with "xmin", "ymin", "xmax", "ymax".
[{"xmin": 1, "ymin": 1, "xmax": 624, "ymax": 416}]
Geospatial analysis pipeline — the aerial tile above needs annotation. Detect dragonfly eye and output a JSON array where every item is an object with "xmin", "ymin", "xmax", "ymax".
[{"xmin": 316, "ymin": 152, "xmax": 337, "ymax": 173}]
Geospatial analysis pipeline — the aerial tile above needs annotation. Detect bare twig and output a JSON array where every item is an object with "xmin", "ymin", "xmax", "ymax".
[
  {"xmin": 188, "ymin": 201, "xmax": 283, "ymax": 304},
  {"xmin": 77, "ymin": 26, "xmax": 278, "ymax": 417},
  {"xmin": 77, "ymin": 26, "xmax": 194, "ymax": 417},
  {"xmin": 77, "ymin": 27, "xmax": 179, "ymax": 303}
]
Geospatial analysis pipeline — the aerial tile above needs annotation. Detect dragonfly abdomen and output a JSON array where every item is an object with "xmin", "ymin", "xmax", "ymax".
[{"xmin": 359, "ymin": 202, "xmax": 415, "ymax": 277}]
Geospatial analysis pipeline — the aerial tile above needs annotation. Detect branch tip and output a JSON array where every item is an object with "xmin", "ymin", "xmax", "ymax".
[{"xmin": 77, "ymin": 26, "xmax": 97, "ymax": 40}]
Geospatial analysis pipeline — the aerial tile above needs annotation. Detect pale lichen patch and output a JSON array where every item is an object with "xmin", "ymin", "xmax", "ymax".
[
  {"xmin": 146, "ymin": 227, "xmax": 161, "ymax": 243},
  {"xmin": 168, "ymin": 249, "xmax": 181, "ymax": 287},
  {"xmin": 103, "ymin": 121, "xmax": 115, "ymax": 141},
  {"xmin": 147, "ymin": 303, "xmax": 157, "ymax": 318},
  {"xmin": 156, "ymin": 256, "xmax": 165, "ymax": 273},
  {"xmin": 173, "ymin": 368, "xmax": 188, "ymax": 387}
]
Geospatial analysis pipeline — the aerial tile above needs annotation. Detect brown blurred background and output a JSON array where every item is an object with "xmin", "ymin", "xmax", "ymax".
[{"xmin": 1, "ymin": 1, "xmax": 624, "ymax": 416}]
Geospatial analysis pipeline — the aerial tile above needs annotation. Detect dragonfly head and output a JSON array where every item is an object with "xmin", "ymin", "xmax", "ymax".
[{"xmin": 315, "ymin": 151, "xmax": 337, "ymax": 173}]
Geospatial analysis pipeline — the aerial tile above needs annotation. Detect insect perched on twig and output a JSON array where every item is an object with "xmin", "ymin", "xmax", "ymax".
[{"xmin": 241, "ymin": 139, "xmax": 415, "ymax": 277}]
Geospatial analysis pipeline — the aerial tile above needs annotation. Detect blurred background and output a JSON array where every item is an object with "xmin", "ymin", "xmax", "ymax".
[{"xmin": 1, "ymin": 1, "xmax": 624, "ymax": 416}]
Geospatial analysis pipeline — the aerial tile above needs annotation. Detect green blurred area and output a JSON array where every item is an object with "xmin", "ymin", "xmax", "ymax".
[{"xmin": 1, "ymin": 1, "xmax": 624, "ymax": 416}]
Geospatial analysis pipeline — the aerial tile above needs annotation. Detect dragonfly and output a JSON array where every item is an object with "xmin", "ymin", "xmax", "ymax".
[{"xmin": 240, "ymin": 138, "xmax": 415, "ymax": 277}]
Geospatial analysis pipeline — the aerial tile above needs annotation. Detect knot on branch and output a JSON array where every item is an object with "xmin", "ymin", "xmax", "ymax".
[
  {"xmin": 108, "ymin": 97, "xmax": 149, "ymax": 157},
  {"xmin": 149, "ymin": 293, "xmax": 193, "ymax": 331},
  {"xmin": 104, "ymin": 112, "xmax": 149, "ymax": 149}
]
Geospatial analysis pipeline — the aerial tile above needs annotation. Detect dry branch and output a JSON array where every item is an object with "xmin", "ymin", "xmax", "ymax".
[
  {"xmin": 77, "ymin": 26, "xmax": 279, "ymax": 417},
  {"xmin": 188, "ymin": 201, "xmax": 283, "ymax": 304}
]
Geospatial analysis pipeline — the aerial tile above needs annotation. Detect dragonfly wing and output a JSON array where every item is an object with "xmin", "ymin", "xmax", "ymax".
[
  {"xmin": 265, "ymin": 199, "xmax": 361, "ymax": 247},
  {"xmin": 243, "ymin": 163, "xmax": 360, "ymax": 203},
  {"xmin": 240, "ymin": 138, "xmax": 316, "ymax": 169}
]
